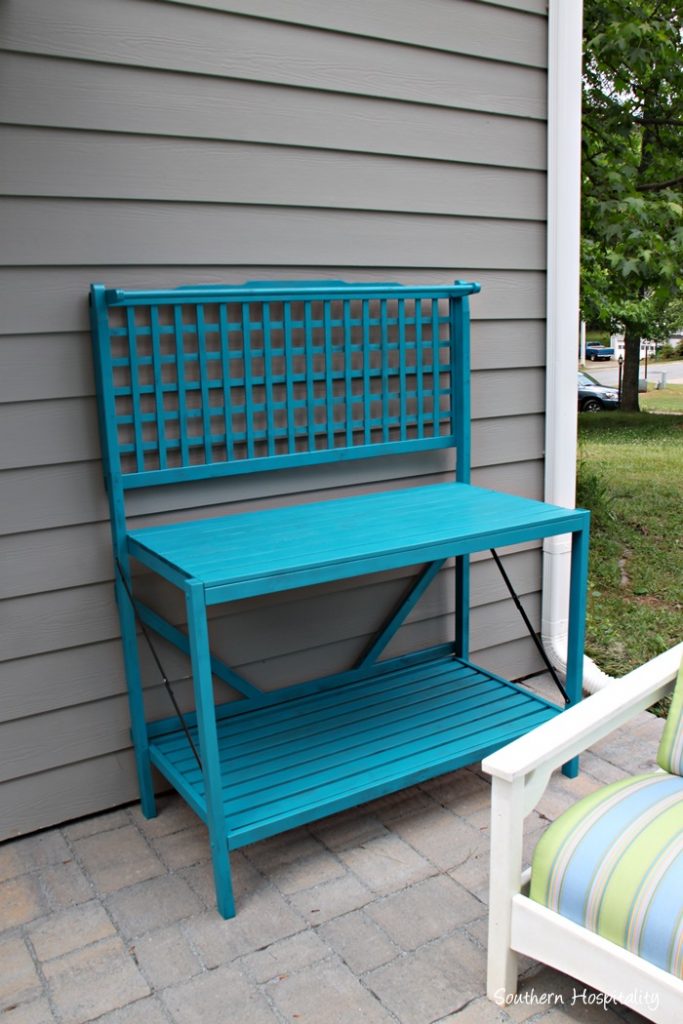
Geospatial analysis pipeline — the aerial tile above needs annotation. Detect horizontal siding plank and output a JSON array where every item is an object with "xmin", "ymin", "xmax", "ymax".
[
  {"xmin": 0, "ymin": 613, "xmax": 547, "ymax": 742},
  {"xmin": 0, "ymin": 268, "xmax": 546, "ymax": 336},
  {"xmin": 0, "ymin": 751, "xmax": 141, "ymax": 841},
  {"xmin": 0, "ymin": 697, "xmax": 134, "ymax": 785},
  {"xmin": 2, "ymin": 584, "xmax": 119, "ymax": 662},
  {"xmin": 0, "ymin": 322, "xmax": 545, "ymax": 404},
  {"xmin": 1, "ymin": 629, "xmax": 547, "ymax": 840},
  {"xmin": 471, "ymin": 321, "xmax": 545, "ymax": 371},
  {"xmin": 166, "ymin": 0, "xmax": 547, "ymax": 68},
  {"xmin": 0, "ymin": 398, "xmax": 99, "ymax": 470},
  {"xmin": 0, "ymin": 200, "xmax": 546, "ymax": 269},
  {"xmin": 0, "ymin": 457, "xmax": 453, "ymax": 536},
  {"xmin": 473, "ymin": 414, "xmax": 544, "ymax": 467},
  {"xmin": 474, "ymin": 458, "xmax": 544, "ymax": 500},
  {"xmin": 0, "ymin": 333, "xmax": 93, "ymax": 403},
  {"xmin": 472, "ymin": 367, "xmax": 545, "ymax": 418},
  {"xmin": 2, "ymin": 0, "xmax": 546, "ymax": 119},
  {"xmin": 0, "ymin": 641, "xmax": 127, "ymax": 729},
  {"xmin": 1, "ymin": 449, "xmax": 544, "ymax": 538},
  {"xmin": 0, "ymin": 366, "xmax": 543, "ymax": 470},
  {"xmin": 477, "ymin": 0, "xmax": 547, "ymax": 14},
  {"xmin": 390, "ymin": 593, "xmax": 543, "ymax": 664},
  {"xmin": 5, "ymin": 457, "xmax": 544, "ymax": 606},
  {"xmin": 0, "ymin": 633, "xmax": 546, "ymax": 840},
  {"xmin": 2, "ymin": 552, "xmax": 543, "ymax": 720},
  {"xmin": 0, "ymin": 127, "xmax": 545, "ymax": 222},
  {"xmin": 3, "ymin": 470, "xmax": 545, "ymax": 597},
  {"xmin": 473, "ymin": 631, "xmax": 544, "ymax": 680},
  {"xmin": 0, "ymin": 416, "xmax": 544, "ymax": 598},
  {"xmin": 0, "ymin": 53, "xmax": 546, "ymax": 171},
  {"xmin": 0, "ymin": 591, "xmax": 543, "ymax": 782},
  {"xmin": 1, "ymin": 539, "xmax": 542, "ymax": 662},
  {"xmin": 0, "ymin": 522, "xmax": 112, "ymax": 599},
  {"xmin": 1, "ymin": 462, "xmax": 108, "ymax": 535},
  {"xmin": 1, "ymin": 549, "xmax": 543, "ymax": 724}
]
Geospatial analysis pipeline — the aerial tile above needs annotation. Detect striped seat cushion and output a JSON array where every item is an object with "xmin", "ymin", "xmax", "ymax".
[
  {"xmin": 529, "ymin": 772, "xmax": 683, "ymax": 978},
  {"xmin": 657, "ymin": 657, "xmax": 683, "ymax": 776}
]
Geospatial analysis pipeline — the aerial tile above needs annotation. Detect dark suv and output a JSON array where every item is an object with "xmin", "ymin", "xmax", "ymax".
[{"xmin": 578, "ymin": 371, "xmax": 620, "ymax": 412}]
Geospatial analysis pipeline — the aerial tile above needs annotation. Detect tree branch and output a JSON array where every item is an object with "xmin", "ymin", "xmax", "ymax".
[
  {"xmin": 634, "ymin": 117, "xmax": 683, "ymax": 127},
  {"xmin": 636, "ymin": 173, "xmax": 683, "ymax": 192}
]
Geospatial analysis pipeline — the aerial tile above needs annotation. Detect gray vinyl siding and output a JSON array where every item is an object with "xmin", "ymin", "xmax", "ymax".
[{"xmin": 0, "ymin": 0, "xmax": 549, "ymax": 838}]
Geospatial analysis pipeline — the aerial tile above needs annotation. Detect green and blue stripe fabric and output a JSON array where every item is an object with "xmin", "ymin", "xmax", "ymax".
[
  {"xmin": 657, "ymin": 658, "xmax": 683, "ymax": 776},
  {"xmin": 529, "ymin": 772, "xmax": 683, "ymax": 978}
]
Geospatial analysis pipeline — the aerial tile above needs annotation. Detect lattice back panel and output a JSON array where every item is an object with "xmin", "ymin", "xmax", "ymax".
[{"xmin": 92, "ymin": 282, "xmax": 476, "ymax": 488}]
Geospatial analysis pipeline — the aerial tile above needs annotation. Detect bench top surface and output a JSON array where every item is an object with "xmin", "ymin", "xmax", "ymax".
[{"xmin": 127, "ymin": 482, "xmax": 586, "ymax": 593}]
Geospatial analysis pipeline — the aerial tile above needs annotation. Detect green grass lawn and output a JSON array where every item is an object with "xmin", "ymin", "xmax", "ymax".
[
  {"xmin": 577, "ymin": 412, "xmax": 683, "ymax": 677},
  {"xmin": 640, "ymin": 382, "xmax": 683, "ymax": 414}
]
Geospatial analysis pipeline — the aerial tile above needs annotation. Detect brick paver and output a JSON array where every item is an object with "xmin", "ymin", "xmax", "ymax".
[
  {"xmin": 129, "ymin": 924, "xmax": 202, "ymax": 990},
  {"xmin": 0, "ymin": 832, "xmax": 71, "ymax": 880},
  {"xmin": 288, "ymin": 870, "xmax": 373, "ymax": 924},
  {"xmin": 366, "ymin": 874, "xmax": 482, "ymax": 951},
  {"xmin": 94, "ymin": 997, "xmax": 169, "ymax": 1024},
  {"xmin": 260, "ymin": 847, "xmax": 347, "ymax": 896},
  {"xmin": 62, "ymin": 811, "xmax": 131, "ymax": 844},
  {"xmin": 336, "ymin": 832, "xmax": 436, "ymax": 894},
  {"xmin": 161, "ymin": 965, "xmax": 278, "ymax": 1024},
  {"xmin": 29, "ymin": 901, "xmax": 115, "ymax": 962},
  {"xmin": 1, "ymin": 997, "xmax": 55, "ymax": 1024},
  {"xmin": 390, "ymin": 803, "xmax": 487, "ymax": 871},
  {"xmin": 0, "ymin": 935, "xmax": 43, "ymax": 1012},
  {"xmin": 0, "ymin": 713, "xmax": 660, "ymax": 1024},
  {"xmin": 268, "ymin": 959, "xmax": 395, "ymax": 1024},
  {"xmin": 240, "ymin": 930, "xmax": 329, "ymax": 983},
  {"xmin": 318, "ymin": 909, "xmax": 397, "ymax": 974},
  {"xmin": 37, "ymin": 859, "xmax": 93, "ymax": 912},
  {"xmin": 105, "ymin": 874, "xmax": 202, "ymax": 938},
  {"xmin": 149, "ymin": 825, "xmax": 209, "ymax": 871},
  {"xmin": 42, "ymin": 937, "xmax": 150, "ymax": 1024},
  {"xmin": 365, "ymin": 939, "xmax": 480, "ymax": 1024},
  {"xmin": 71, "ymin": 826, "xmax": 165, "ymax": 895},
  {"xmin": 0, "ymin": 875, "xmax": 45, "ymax": 931}
]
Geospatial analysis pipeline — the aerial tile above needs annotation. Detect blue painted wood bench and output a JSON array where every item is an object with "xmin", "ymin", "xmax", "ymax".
[{"xmin": 90, "ymin": 279, "xmax": 590, "ymax": 918}]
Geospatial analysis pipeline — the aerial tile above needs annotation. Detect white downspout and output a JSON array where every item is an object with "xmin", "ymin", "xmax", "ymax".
[{"xmin": 543, "ymin": 0, "xmax": 614, "ymax": 692}]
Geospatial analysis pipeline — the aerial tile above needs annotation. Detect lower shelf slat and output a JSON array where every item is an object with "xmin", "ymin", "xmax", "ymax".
[{"xmin": 149, "ymin": 655, "xmax": 561, "ymax": 847}]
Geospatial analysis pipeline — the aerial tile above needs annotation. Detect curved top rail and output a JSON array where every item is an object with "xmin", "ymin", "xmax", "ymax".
[{"xmin": 101, "ymin": 280, "xmax": 481, "ymax": 307}]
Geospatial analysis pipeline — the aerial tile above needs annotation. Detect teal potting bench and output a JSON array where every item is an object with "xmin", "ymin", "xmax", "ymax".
[{"xmin": 90, "ymin": 280, "xmax": 590, "ymax": 918}]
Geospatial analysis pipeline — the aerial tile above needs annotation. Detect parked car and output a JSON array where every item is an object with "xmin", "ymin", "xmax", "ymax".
[
  {"xmin": 578, "ymin": 371, "xmax": 620, "ymax": 412},
  {"xmin": 585, "ymin": 343, "xmax": 615, "ymax": 361}
]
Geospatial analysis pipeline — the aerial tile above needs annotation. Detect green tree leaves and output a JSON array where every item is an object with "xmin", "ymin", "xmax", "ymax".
[{"xmin": 581, "ymin": 1, "xmax": 683, "ymax": 408}]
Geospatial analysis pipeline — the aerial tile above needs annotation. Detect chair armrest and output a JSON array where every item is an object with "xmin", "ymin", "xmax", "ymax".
[{"xmin": 483, "ymin": 643, "xmax": 682, "ymax": 784}]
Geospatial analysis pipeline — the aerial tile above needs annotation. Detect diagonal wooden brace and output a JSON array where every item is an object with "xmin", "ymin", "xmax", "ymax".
[{"xmin": 354, "ymin": 559, "xmax": 447, "ymax": 670}]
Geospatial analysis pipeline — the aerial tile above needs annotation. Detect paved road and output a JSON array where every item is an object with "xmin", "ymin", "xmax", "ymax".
[{"xmin": 584, "ymin": 359, "xmax": 683, "ymax": 387}]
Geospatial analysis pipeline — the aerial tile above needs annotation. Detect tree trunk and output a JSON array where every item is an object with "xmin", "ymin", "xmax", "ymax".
[
  {"xmin": 619, "ymin": 91, "xmax": 656, "ymax": 414},
  {"xmin": 620, "ymin": 324, "xmax": 641, "ymax": 411}
]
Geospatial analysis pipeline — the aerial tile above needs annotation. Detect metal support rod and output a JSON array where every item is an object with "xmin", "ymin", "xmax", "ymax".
[
  {"xmin": 136, "ymin": 599, "xmax": 262, "ymax": 700},
  {"xmin": 115, "ymin": 560, "xmax": 203, "ymax": 771},
  {"xmin": 490, "ymin": 549, "xmax": 571, "ymax": 705}
]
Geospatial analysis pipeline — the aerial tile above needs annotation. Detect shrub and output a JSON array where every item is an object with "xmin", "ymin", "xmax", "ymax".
[
  {"xmin": 576, "ymin": 450, "xmax": 613, "ymax": 529},
  {"xmin": 657, "ymin": 340, "xmax": 683, "ymax": 360}
]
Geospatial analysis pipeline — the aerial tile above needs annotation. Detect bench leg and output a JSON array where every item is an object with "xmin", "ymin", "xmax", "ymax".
[
  {"xmin": 455, "ymin": 554, "xmax": 470, "ymax": 659},
  {"xmin": 115, "ymin": 575, "xmax": 157, "ymax": 819},
  {"xmin": 563, "ymin": 523, "xmax": 590, "ymax": 779},
  {"xmin": 185, "ymin": 580, "xmax": 235, "ymax": 919}
]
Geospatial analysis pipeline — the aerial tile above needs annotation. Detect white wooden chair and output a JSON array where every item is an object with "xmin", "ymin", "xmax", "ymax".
[{"xmin": 484, "ymin": 644, "xmax": 683, "ymax": 1024}]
